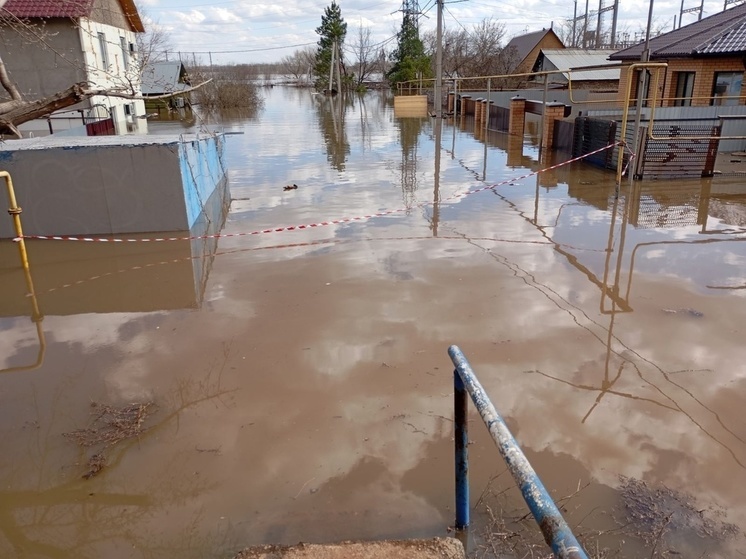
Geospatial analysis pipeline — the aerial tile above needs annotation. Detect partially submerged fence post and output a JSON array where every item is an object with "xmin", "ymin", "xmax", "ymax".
[
  {"xmin": 509, "ymin": 96, "xmax": 526, "ymax": 136},
  {"xmin": 454, "ymin": 370, "xmax": 469, "ymax": 530},
  {"xmin": 449, "ymin": 345, "xmax": 588, "ymax": 559}
]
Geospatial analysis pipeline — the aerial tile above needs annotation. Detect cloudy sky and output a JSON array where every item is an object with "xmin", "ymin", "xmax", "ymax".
[{"xmin": 137, "ymin": 0, "xmax": 736, "ymax": 65}]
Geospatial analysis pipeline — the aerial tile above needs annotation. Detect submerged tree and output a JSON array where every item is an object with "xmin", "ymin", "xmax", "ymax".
[
  {"xmin": 387, "ymin": 11, "xmax": 431, "ymax": 87},
  {"xmin": 313, "ymin": 1, "xmax": 348, "ymax": 92}
]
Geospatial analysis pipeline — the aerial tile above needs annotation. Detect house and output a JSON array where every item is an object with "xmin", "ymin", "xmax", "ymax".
[
  {"xmin": 0, "ymin": 0, "xmax": 146, "ymax": 136},
  {"xmin": 609, "ymin": 3, "xmax": 746, "ymax": 107},
  {"xmin": 505, "ymin": 28, "xmax": 565, "ymax": 76},
  {"xmin": 531, "ymin": 49, "xmax": 620, "ymax": 90},
  {"xmin": 141, "ymin": 61, "xmax": 192, "ymax": 111}
]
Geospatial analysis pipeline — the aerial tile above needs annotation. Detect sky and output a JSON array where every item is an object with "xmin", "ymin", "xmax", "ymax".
[{"xmin": 136, "ymin": 0, "xmax": 741, "ymax": 65}]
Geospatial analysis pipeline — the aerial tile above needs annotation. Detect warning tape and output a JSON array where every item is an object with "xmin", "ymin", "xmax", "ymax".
[
  {"xmin": 31, "ymin": 234, "xmax": 610, "ymax": 297},
  {"xmin": 15, "ymin": 142, "xmax": 621, "ymax": 244}
]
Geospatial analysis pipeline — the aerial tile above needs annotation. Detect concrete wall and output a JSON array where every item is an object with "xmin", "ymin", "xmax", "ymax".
[
  {"xmin": 0, "ymin": 134, "xmax": 227, "ymax": 238},
  {"xmin": 0, "ymin": 20, "xmax": 87, "ymax": 100}
]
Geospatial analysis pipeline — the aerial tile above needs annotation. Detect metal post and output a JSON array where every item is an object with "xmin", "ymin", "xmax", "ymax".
[
  {"xmin": 449, "ymin": 345, "xmax": 588, "ymax": 559},
  {"xmin": 485, "ymin": 78, "xmax": 491, "ymax": 134},
  {"xmin": 434, "ymin": 0, "xmax": 443, "ymax": 118},
  {"xmin": 2, "ymin": 171, "xmax": 29, "ymax": 269},
  {"xmin": 454, "ymin": 370, "xmax": 469, "ymax": 530}
]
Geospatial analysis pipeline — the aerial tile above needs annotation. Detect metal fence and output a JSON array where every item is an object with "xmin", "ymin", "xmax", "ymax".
[{"xmin": 449, "ymin": 345, "xmax": 588, "ymax": 559}]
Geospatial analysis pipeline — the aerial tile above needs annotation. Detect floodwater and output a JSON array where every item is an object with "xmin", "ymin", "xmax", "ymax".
[{"xmin": 2, "ymin": 86, "xmax": 746, "ymax": 558}]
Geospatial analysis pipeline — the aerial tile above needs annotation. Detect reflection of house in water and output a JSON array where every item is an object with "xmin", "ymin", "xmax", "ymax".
[{"xmin": 0, "ymin": 180, "xmax": 229, "ymax": 318}]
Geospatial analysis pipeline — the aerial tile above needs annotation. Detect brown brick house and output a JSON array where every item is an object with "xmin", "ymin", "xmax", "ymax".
[{"xmin": 609, "ymin": 3, "xmax": 746, "ymax": 107}]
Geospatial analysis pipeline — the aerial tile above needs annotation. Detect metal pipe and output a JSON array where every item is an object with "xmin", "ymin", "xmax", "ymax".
[
  {"xmin": 449, "ymin": 345, "xmax": 588, "ymax": 559},
  {"xmin": 454, "ymin": 370, "xmax": 469, "ymax": 530},
  {"xmin": 2, "ymin": 170, "xmax": 29, "ymax": 269},
  {"xmin": 1, "ymin": 170, "xmax": 46, "ymax": 375}
]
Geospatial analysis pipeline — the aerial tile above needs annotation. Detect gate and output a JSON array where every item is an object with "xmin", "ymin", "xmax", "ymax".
[
  {"xmin": 572, "ymin": 117, "xmax": 617, "ymax": 169},
  {"xmin": 85, "ymin": 117, "xmax": 115, "ymax": 136},
  {"xmin": 553, "ymin": 120, "xmax": 575, "ymax": 152},
  {"xmin": 488, "ymin": 105, "xmax": 509, "ymax": 132},
  {"xmin": 638, "ymin": 124, "xmax": 720, "ymax": 179}
]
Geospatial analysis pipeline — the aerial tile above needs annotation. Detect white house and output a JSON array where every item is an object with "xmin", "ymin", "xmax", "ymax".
[{"xmin": 0, "ymin": 0, "xmax": 147, "ymax": 137}]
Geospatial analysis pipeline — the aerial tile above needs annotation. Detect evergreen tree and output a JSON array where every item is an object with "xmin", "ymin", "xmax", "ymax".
[
  {"xmin": 387, "ymin": 12, "xmax": 432, "ymax": 86},
  {"xmin": 313, "ymin": 2, "xmax": 348, "ymax": 91}
]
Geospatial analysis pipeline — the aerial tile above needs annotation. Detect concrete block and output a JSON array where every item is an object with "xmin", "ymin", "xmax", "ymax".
[{"xmin": 0, "ymin": 134, "xmax": 226, "ymax": 238}]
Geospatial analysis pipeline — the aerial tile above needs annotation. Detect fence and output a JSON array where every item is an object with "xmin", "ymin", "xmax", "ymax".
[{"xmin": 449, "ymin": 345, "xmax": 588, "ymax": 559}]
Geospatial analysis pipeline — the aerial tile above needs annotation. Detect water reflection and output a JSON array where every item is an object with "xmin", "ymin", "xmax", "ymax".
[
  {"xmin": 1, "ymin": 87, "xmax": 746, "ymax": 557},
  {"xmin": 313, "ymin": 92, "xmax": 352, "ymax": 172}
]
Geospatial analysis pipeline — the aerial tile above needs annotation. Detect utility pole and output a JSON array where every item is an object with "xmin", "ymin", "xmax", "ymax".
[
  {"xmin": 435, "ymin": 0, "xmax": 443, "ymax": 117},
  {"xmin": 328, "ymin": 41, "xmax": 336, "ymax": 93}
]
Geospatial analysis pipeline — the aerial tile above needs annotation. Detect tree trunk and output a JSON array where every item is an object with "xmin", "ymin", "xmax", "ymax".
[{"xmin": 0, "ymin": 83, "xmax": 89, "ymax": 136}]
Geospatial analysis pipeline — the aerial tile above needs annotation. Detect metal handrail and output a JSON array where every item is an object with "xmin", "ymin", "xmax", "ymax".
[{"xmin": 449, "ymin": 345, "xmax": 588, "ymax": 559}]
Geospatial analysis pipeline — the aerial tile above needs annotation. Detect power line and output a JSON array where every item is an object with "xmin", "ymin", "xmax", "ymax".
[{"xmin": 177, "ymin": 42, "xmax": 317, "ymax": 54}]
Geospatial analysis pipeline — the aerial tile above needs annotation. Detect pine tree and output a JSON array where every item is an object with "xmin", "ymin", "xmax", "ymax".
[
  {"xmin": 387, "ymin": 12, "xmax": 432, "ymax": 86},
  {"xmin": 313, "ymin": 2, "xmax": 348, "ymax": 92}
]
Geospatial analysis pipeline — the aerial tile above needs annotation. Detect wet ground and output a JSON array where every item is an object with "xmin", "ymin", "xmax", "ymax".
[{"xmin": 1, "ymin": 86, "xmax": 746, "ymax": 558}]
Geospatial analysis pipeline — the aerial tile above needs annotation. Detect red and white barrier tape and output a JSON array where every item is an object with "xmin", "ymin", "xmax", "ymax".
[{"xmin": 15, "ymin": 142, "xmax": 621, "ymax": 244}]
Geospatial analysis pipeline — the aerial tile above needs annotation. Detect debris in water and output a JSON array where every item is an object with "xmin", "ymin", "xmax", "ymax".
[{"xmin": 63, "ymin": 401, "xmax": 155, "ymax": 479}]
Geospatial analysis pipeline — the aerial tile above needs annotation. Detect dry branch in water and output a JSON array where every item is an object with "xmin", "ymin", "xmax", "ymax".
[{"xmin": 63, "ymin": 401, "xmax": 156, "ymax": 479}]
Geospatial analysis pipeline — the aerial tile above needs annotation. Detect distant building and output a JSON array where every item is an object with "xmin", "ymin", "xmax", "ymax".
[
  {"xmin": 610, "ymin": 3, "xmax": 746, "ymax": 107},
  {"xmin": 532, "ymin": 49, "xmax": 620, "ymax": 91},
  {"xmin": 506, "ymin": 28, "xmax": 565, "ymax": 76},
  {"xmin": 141, "ymin": 61, "xmax": 193, "ymax": 111},
  {"xmin": 0, "ymin": 0, "xmax": 146, "ymax": 136}
]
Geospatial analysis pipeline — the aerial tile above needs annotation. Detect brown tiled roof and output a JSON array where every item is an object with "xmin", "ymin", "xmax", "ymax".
[
  {"xmin": 610, "ymin": 3, "xmax": 746, "ymax": 60},
  {"xmin": 1, "ymin": 0, "xmax": 144, "ymax": 32},
  {"xmin": 2, "ymin": 0, "xmax": 95, "ymax": 18}
]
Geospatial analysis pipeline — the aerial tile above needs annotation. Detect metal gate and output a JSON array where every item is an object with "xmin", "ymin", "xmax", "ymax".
[
  {"xmin": 85, "ymin": 117, "xmax": 115, "ymax": 136},
  {"xmin": 572, "ymin": 116, "xmax": 617, "ymax": 169},
  {"xmin": 553, "ymin": 120, "xmax": 575, "ymax": 152},
  {"xmin": 488, "ymin": 105, "xmax": 509, "ymax": 132},
  {"xmin": 639, "ymin": 124, "xmax": 720, "ymax": 179}
]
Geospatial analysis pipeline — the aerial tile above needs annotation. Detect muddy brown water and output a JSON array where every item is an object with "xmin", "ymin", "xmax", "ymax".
[{"xmin": 1, "ymin": 87, "xmax": 746, "ymax": 558}]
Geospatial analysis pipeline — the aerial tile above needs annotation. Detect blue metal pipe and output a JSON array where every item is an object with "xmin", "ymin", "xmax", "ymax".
[
  {"xmin": 454, "ymin": 371, "xmax": 469, "ymax": 530},
  {"xmin": 449, "ymin": 345, "xmax": 588, "ymax": 559}
]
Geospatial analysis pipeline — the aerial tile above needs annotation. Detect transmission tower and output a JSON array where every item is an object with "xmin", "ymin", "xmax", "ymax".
[{"xmin": 401, "ymin": 0, "xmax": 421, "ymax": 31}]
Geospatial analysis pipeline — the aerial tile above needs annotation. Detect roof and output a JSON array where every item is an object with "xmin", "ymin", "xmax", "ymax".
[
  {"xmin": 141, "ymin": 61, "xmax": 191, "ymax": 95},
  {"xmin": 610, "ymin": 3, "xmax": 746, "ymax": 60},
  {"xmin": 539, "ymin": 49, "xmax": 620, "ymax": 81},
  {"xmin": 507, "ymin": 28, "xmax": 563, "ymax": 62},
  {"xmin": 1, "ymin": 0, "xmax": 144, "ymax": 32}
]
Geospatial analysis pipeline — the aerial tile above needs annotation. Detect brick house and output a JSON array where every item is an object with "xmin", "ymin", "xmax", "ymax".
[
  {"xmin": 0, "ymin": 0, "xmax": 146, "ymax": 136},
  {"xmin": 609, "ymin": 3, "xmax": 746, "ymax": 107}
]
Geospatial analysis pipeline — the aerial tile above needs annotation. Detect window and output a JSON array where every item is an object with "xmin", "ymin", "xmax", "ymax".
[
  {"xmin": 98, "ymin": 32, "xmax": 109, "ymax": 69},
  {"xmin": 120, "ymin": 36, "xmax": 129, "ymax": 70},
  {"xmin": 674, "ymin": 72, "xmax": 695, "ymax": 106},
  {"xmin": 711, "ymin": 71, "xmax": 743, "ymax": 106}
]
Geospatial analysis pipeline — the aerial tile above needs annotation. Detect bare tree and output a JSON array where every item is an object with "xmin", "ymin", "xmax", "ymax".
[
  {"xmin": 135, "ymin": 18, "xmax": 173, "ymax": 69},
  {"xmin": 463, "ymin": 18, "xmax": 508, "ymax": 77},
  {"xmin": 280, "ymin": 47, "xmax": 315, "ymax": 84},
  {"xmin": 350, "ymin": 25, "xmax": 376, "ymax": 88}
]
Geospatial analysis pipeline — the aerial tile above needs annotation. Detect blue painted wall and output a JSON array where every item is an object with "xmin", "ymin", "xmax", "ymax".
[{"xmin": 179, "ymin": 134, "xmax": 227, "ymax": 229}]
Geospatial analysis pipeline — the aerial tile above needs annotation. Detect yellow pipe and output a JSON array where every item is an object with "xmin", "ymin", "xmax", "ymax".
[
  {"xmin": 1, "ymin": 169, "xmax": 46, "ymax": 374},
  {"xmin": 1, "ymin": 170, "xmax": 29, "ymax": 269}
]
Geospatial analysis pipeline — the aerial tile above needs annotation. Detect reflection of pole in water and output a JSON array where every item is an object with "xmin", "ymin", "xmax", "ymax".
[{"xmin": 432, "ymin": 117, "xmax": 442, "ymax": 236}]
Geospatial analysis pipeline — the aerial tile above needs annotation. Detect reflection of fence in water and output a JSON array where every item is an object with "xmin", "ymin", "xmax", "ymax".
[{"xmin": 627, "ymin": 182, "xmax": 703, "ymax": 229}]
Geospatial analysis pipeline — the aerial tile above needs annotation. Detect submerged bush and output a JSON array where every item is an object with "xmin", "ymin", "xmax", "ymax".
[{"xmin": 193, "ymin": 81, "xmax": 264, "ymax": 112}]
